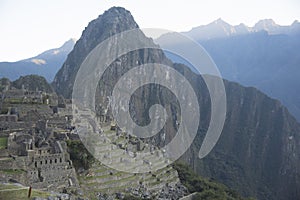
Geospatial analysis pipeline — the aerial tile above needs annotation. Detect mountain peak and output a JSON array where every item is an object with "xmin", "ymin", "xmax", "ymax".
[
  {"xmin": 59, "ymin": 38, "xmax": 76, "ymax": 52},
  {"xmin": 234, "ymin": 23, "xmax": 251, "ymax": 34},
  {"xmin": 81, "ymin": 7, "xmax": 139, "ymax": 42},
  {"xmin": 213, "ymin": 18, "xmax": 228, "ymax": 24},
  {"xmin": 292, "ymin": 20, "xmax": 300, "ymax": 26},
  {"xmin": 52, "ymin": 7, "xmax": 141, "ymax": 97},
  {"xmin": 103, "ymin": 6, "xmax": 131, "ymax": 15},
  {"xmin": 254, "ymin": 19, "xmax": 278, "ymax": 31},
  {"xmin": 180, "ymin": 18, "xmax": 300, "ymax": 41},
  {"xmin": 95, "ymin": 6, "xmax": 138, "ymax": 29},
  {"xmin": 209, "ymin": 18, "xmax": 231, "ymax": 27},
  {"xmin": 66, "ymin": 38, "xmax": 77, "ymax": 44}
]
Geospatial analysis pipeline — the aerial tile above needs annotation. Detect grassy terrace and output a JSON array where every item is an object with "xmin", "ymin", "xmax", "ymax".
[
  {"xmin": 0, "ymin": 183, "xmax": 51, "ymax": 200},
  {"xmin": 79, "ymin": 160, "xmax": 179, "ymax": 196},
  {"xmin": 73, "ymin": 126, "xmax": 182, "ymax": 198},
  {"xmin": 0, "ymin": 137, "xmax": 8, "ymax": 150},
  {"xmin": 0, "ymin": 169, "xmax": 26, "ymax": 175}
]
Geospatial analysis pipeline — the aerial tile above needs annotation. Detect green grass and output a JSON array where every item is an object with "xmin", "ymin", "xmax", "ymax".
[
  {"xmin": 66, "ymin": 140, "xmax": 95, "ymax": 170},
  {"xmin": 0, "ymin": 184, "xmax": 51, "ymax": 200},
  {"xmin": 84, "ymin": 170, "xmax": 127, "ymax": 180},
  {"xmin": 0, "ymin": 169, "xmax": 25, "ymax": 175},
  {"xmin": 115, "ymin": 136, "xmax": 126, "ymax": 144},
  {"xmin": 86, "ymin": 174, "xmax": 136, "ymax": 186},
  {"xmin": 94, "ymin": 167, "xmax": 109, "ymax": 173},
  {"xmin": 173, "ymin": 162, "xmax": 255, "ymax": 200},
  {"xmin": 0, "ymin": 137, "xmax": 8, "ymax": 149},
  {"xmin": 3, "ymin": 98, "xmax": 23, "ymax": 104}
]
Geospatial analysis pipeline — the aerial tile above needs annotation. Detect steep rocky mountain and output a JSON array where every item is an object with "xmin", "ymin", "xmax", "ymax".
[
  {"xmin": 176, "ymin": 63, "xmax": 300, "ymax": 199},
  {"xmin": 0, "ymin": 38, "xmax": 75, "ymax": 82},
  {"xmin": 182, "ymin": 18, "xmax": 300, "ymax": 41},
  {"xmin": 52, "ymin": 7, "xmax": 300, "ymax": 200},
  {"xmin": 52, "ymin": 7, "xmax": 139, "ymax": 98}
]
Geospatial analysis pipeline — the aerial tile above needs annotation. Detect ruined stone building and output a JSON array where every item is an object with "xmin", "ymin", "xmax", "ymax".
[{"xmin": 0, "ymin": 131, "xmax": 78, "ymax": 190}]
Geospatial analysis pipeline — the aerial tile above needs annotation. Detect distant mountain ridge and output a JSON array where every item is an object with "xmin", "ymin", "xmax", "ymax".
[
  {"xmin": 157, "ymin": 19, "xmax": 300, "ymax": 122},
  {"xmin": 183, "ymin": 18, "xmax": 300, "ymax": 40},
  {"xmin": 199, "ymin": 33, "xmax": 300, "ymax": 121},
  {"xmin": 0, "ymin": 38, "xmax": 76, "ymax": 82}
]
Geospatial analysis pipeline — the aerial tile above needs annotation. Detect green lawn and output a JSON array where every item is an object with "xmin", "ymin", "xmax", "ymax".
[
  {"xmin": 0, "ymin": 184, "xmax": 51, "ymax": 200},
  {"xmin": 0, "ymin": 137, "xmax": 8, "ymax": 150},
  {"xmin": 0, "ymin": 169, "xmax": 25, "ymax": 175}
]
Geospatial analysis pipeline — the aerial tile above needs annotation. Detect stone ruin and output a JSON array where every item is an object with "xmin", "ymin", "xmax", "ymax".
[
  {"xmin": 0, "ymin": 86, "xmax": 78, "ymax": 192},
  {"xmin": 0, "ymin": 130, "xmax": 79, "ymax": 190}
]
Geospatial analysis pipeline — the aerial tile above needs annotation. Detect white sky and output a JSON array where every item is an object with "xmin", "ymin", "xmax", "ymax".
[{"xmin": 0, "ymin": 0, "xmax": 299, "ymax": 62}]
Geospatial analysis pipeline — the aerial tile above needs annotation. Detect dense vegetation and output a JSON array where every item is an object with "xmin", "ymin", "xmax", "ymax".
[
  {"xmin": 173, "ymin": 162, "xmax": 254, "ymax": 200},
  {"xmin": 0, "ymin": 75, "xmax": 53, "ymax": 93},
  {"xmin": 12, "ymin": 75, "xmax": 53, "ymax": 93},
  {"xmin": 0, "ymin": 137, "xmax": 8, "ymax": 150},
  {"xmin": 66, "ymin": 140, "xmax": 95, "ymax": 170}
]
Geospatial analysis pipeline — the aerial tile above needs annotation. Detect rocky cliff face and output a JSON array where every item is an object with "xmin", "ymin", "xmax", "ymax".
[
  {"xmin": 52, "ymin": 7, "xmax": 300, "ymax": 200},
  {"xmin": 52, "ymin": 7, "xmax": 139, "ymax": 98},
  {"xmin": 160, "ymin": 28, "xmax": 300, "ymax": 122},
  {"xmin": 177, "ymin": 64, "xmax": 300, "ymax": 199}
]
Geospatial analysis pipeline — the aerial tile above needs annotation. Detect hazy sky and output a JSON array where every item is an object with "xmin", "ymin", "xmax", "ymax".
[{"xmin": 0, "ymin": 0, "xmax": 299, "ymax": 62}]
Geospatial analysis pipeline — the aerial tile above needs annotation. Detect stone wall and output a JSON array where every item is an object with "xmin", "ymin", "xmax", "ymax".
[
  {"xmin": 0, "ymin": 114, "xmax": 18, "ymax": 122},
  {"xmin": 0, "ymin": 149, "xmax": 9, "ymax": 157},
  {"xmin": 29, "ymin": 143, "xmax": 78, "ymax": 190},
  {"xmin": 0, "ymin": 137, "xmax": 79, "ymax": 191},
  {"xmin": 0, "ymin": 121, "xmax": 34, "ymax": 133}
]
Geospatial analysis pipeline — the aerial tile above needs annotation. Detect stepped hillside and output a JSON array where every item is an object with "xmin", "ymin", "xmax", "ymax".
[
  {"xmin": 0, "ymin": 39, "xmax": 75, "ymax": 82},
  {"xmin": 52, "ymin": 7, "xmax": 300, "ymax": 200}
]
